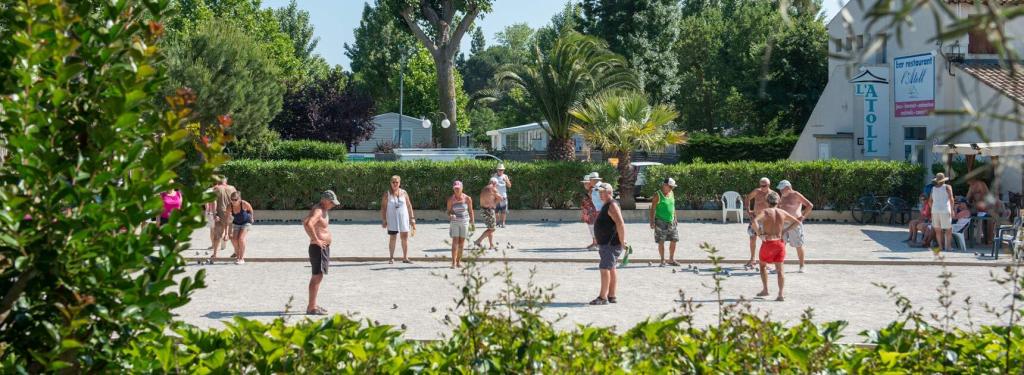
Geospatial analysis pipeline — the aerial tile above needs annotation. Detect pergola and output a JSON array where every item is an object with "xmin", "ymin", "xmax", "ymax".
[{"xmin": 933, "ymin": 141, "xmax": 1024, "ymax": 173}]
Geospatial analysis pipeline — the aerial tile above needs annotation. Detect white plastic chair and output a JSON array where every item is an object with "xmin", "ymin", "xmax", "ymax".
[
  {"xmin": 951, "ymin": 217, "xmax": 971, "ymax": 252},
  {"xmin": 721, "ymin": 191, "xmax": 744, "ymax": 223}
]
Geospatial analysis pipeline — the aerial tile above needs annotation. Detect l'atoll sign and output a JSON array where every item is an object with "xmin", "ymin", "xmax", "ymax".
[
  {"xmin": 893, "ymin": 53, "xmax": 935, "ymax": 117},
  {"xmin": 850, "ymin": 68, "xmax": 890, "ymax": 157}
]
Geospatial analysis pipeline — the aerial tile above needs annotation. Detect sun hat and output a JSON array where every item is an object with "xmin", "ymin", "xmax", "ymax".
[
  {"xmin": 321, "ymin": 190, "xmax": 340, "ymax": 205},
  {"xmin": 776, "ymin": 180, "xmax": 792, "ymax": 190},
  {"xmin": 496, "ymin": 163, "xmax": 506, "ymax": 170},
  {"xmin": 580, "ymin": 174, "xmax": 593, "ymax": 183},
  {"xmin": 933, "ymin": 173, "xmax": 948, "ymax": 183},
  {"xmin": 588, "ymin": 172, "xmax": 602, "ymax": 181},
  {"xmin": 453, "ymin": 180, "xmax": 463, "ymax": 189},
  {"xmin": 663, "ymin": 177, "xmax": 677, "ymax": 187}
]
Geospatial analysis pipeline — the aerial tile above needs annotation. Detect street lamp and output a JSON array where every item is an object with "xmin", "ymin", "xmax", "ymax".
[
  {"xmin": 397, "ymin": 45, "xmax": 413, "ymax": 148},
  {"xmin": 421, "ymin": 112, "xmax": 451, "ymax": 129}
]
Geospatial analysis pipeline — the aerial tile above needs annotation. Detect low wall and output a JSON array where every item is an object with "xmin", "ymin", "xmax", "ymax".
[{"xmin": 254, "ymin": 209, "xmax": 861, "ymax": 224}]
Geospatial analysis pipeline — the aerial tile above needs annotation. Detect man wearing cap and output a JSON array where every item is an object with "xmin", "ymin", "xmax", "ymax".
[
  {"xmin": 777, "ymin": 180, "xmax": 813, "ymax": 273},
  {"xmin": 474, "ymin": 178, "xmax": 501, "ymax": 250},
  {"xmin": 745, "ymin": 177, "xmax": 774, "ymax": 268},
  {"xmin": 492, "ymin": 164, "xmax": 512, "ymax": 228},
  {"xmin": 928, "ymin": 173, "xmax": 955, "ymax": 254},
  {"xmin": 580, "ymin": 173, "xmax": 600, "ymax": 250},
  {"xmin": 586, "ymin": 172, "xmax": 604, "ymax": 250},
  {"xmin": 303, "ymin": 190, "xmax": 339, "ymax": 315},
  {"xmin": 649, "ymin": 177, "xmax": 680, "ymax": 266}
]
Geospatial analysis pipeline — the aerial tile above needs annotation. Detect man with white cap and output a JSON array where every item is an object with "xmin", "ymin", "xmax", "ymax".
[
  {"xmin": 649, "ymin": 177, "xmax": 680, "ymax": 266},
  {"xmin": 580, "ymin": 172, "xmax": 602, "ymax": 250},
  {"xmin": 474, "ymin": 177, "xmax": 501, "ymax": 250},
  {"xmin": 777, "ymin": 180, "xmax": 813, "ymax": 273},
  {"xmin": 492, "ymin": 164, "xmax": 512, "ymax": 228}
]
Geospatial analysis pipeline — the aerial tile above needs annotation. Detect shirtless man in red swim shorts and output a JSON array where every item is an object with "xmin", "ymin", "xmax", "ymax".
[{"xmin": 752, "ymin": 191, "xmax": 800, "ymax": 301}]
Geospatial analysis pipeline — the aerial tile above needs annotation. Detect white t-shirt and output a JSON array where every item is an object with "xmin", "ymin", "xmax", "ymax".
[{"xmin": 931, "ymin": 184, "xmax": 952, "ymax": 213}]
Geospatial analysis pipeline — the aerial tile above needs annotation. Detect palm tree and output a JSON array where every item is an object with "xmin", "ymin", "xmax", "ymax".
[
  {"xmin": 494, "ymin": 32, "xmax": 638, "ymax": 160},
  {"xmin": 570, "ymin": 92, "xmax": 687, "ymax": 209}
]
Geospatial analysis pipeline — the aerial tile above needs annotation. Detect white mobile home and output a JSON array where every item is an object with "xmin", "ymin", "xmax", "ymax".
[
  {"xmin": 486, "ymin": 122, "xmax": 587, "ymax": 151},
  {"xmin": 791, "ymin": 0, "xmax": 1024, "ymax": 194},
  {"xmin": 354, "ymin": 113, "xmax": 433, "ymax": 153}
]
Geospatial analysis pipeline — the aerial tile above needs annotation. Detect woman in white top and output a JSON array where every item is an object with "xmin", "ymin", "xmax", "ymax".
[
  {"xmin": 928, "ymin": 173, "xmax": 955, "ymax": 254},
  {"xmin": 381, "ymin": 175, "xmax": 417, "ymax": 264},
  {"xmin": 492, "ymin": 164, "xmax": 512, "ymax": 227}
]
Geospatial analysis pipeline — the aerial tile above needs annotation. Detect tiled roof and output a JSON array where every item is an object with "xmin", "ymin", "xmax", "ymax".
[{"xmin": 959, "ymin": 63, "xmax": 1024, "ymax": 105}]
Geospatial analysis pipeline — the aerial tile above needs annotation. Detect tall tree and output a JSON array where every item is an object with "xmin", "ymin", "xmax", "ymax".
[
  {"xmin": 272, "ymin": 69, "xmax": 377, "ymax": 148},
  {"xmin": 164, "ymin": 20, "xmax": 284, "ymax": 142},
  {"xmin": 469, "ymin": 26, "xmax": 486, "ymax": 55},
  {"xmin": 389, "ymin": 0, "xmax": 492, "ymax": 147},
  {"xmin": 345, "ymin": 1, "xmax": 417, "ymax": 113},
  {"xmin": 495, "ymin": 32, "xmax": 639, "ymax": 160},
  {"xmin": 580, "ymin": 0, "xmax": 683, "ymax": 103},
  {"xmin": 404, "ymin": 47, "xmax": 471, "ymax": 136},
  {"xmin": 168, "ymin": 0, "xmax": 304, "ymax": 85},
  {"xmin": 571, "ymin": 92, "xmax": 686, "ymax": 209},
  {"xmin": 536, "ymin": 1, "xmax": 584, "ymax": 53},
  {"xmin": 273, "ymin": 0, "xmax": 330, "ymax": 82}
]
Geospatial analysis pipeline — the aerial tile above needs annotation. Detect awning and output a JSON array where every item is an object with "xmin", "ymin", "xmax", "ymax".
[{"xmin": 931, "ymin": 141, "xmax": 1024, "ymax": 157}]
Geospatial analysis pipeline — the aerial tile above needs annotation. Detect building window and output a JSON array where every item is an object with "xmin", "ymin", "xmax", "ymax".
[
  {"xmin": 846, "ymin": 37, "xmax": 853, "ymax": 51},
  {"xmin": 874, "ymin": 34, "xmax": 887, "ymax": 64},
  {"xmin": 968, "ymin": 29, "xmax": 997, "ymax": 54},
  {"xmin": 504, "ymin": 134, "xmax": 520, "ymax": 151},
  {"xmin": 856, "ymin": 35, "xmax": 864, "ymax": 50},
  {"xmin": 903, "ymin": 126, "xmax": 926, "ymax": 141},
  {"xmin": 393, "ymin": 129, "xmax": 412, "ymax": 148},
  {"xmin": 834, "ymin": 38, "xmax": 844, "ymax": 53}
]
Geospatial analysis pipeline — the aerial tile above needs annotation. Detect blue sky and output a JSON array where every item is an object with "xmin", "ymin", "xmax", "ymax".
[{"xmin": 261, "ymin": 0, "xmax": 847, "ymax": 70}]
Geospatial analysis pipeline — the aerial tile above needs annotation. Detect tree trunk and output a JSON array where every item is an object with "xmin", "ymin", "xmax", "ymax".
[
  {"xmin": 547, "ymin": 137, "xmax": 576, "ymax": 161},
  {"xmin": 435, "ymin": 57, "xmax": 458, "ymax": 148},
  {"xmin": 617, "ymin": 152, "xmax": 636, "ymax": 210}
]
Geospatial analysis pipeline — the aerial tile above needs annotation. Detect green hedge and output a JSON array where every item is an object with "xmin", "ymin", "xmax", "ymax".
[
  {"xmin": 678, "ymin": 134, "xmax": 798, "ymax": 162},
  {"xmin": 220, "ymin": 160, "xmax": 618, "ymax": 210},
  {"xmin": 229, "ymin": 140, "xmax": 349, "ymax": 161},
  {"xmin": 642, "ymin": 160, "xmax": 924, "ymax": 210}
]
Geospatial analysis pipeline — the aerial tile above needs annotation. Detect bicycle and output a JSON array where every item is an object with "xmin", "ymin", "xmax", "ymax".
[{"xmin": 850, "ymin": 195, "xmax": 912, "ymax": 225}]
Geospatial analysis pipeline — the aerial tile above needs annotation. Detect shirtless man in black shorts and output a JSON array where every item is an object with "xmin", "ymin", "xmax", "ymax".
[{"xmin": 303, "ymin": 190, "xmax": 338, "ymax": 315}]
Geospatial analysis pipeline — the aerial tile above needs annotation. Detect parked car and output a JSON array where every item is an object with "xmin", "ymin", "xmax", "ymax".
[
  {"xmin": 374, "ymin": 148, "xmax": 502, "ymax": 162},
  {"xmin": 613, "ymin": 161, "xmax": 663, "ymax": 200}
]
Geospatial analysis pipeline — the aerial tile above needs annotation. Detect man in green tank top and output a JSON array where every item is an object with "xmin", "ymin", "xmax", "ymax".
[{"xmin": 649, "ymin": 178, "xmax": 680, "ymax": 266}]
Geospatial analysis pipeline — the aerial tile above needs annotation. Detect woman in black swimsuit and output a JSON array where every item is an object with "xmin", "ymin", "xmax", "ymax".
[{"xmin": 229, "ymin": 191, "xmax": 254, "ymax": 264}]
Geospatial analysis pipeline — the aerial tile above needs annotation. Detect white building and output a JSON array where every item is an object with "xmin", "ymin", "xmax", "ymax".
[
  {"xmin": 486, "ymin": 122, "xmax": 587, "ymax": 152},
  {"xmin": 791, "ymin": 0, "xmax": 1023, "ymax": 194},
  {"xmin": 353, "ymin": 113, "xmax": 433, "ymax": 153}
]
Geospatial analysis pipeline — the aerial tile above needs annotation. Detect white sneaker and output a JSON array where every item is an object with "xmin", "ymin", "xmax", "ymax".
[
  {"xmin": 234, "ymin": 259, "xmax": 245, "ymax": 265},
  {"xmin": 798, "ymin": 265, "xmax": 805, "ymax": 273}
]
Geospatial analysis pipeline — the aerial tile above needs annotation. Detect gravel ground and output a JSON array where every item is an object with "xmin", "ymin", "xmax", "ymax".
[
  {"xmin": 187, "ymin": 221, "xmax": 1005, "ymax": 263},
  {"xmin": 174, "ymin": 260, "xmax": 1017, "ymax": 342}
]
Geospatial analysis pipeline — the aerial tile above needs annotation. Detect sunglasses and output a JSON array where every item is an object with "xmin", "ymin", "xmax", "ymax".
[{"xmin": 231, "ymin": 199, "xmax": 239, "ymax": 202}]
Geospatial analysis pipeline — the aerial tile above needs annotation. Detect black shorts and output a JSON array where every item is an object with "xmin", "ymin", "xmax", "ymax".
[
  {"xmin": 308, "ymin": 244, "xmax": 330, "ymax": 275},
  {"xmin": 388, "ymin": 230, "xmax": 399, "ymax": 235}
]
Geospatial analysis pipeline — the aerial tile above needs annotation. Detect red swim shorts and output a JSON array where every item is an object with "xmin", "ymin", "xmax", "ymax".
[{"xmin": 759, "ymin": 240, "xmax": 786, "ymax": 264}]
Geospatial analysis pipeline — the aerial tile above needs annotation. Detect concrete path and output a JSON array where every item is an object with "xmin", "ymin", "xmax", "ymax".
[
  {"xmin": 175, "ymin": 260, "xmax": 1017, "ymax": 341},
  {"xmin": 188, "ymin": 222, "xmax": 1006, "ymax": 263}
]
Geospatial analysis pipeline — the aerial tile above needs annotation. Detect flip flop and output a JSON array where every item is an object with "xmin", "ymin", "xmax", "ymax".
[
  {"xmin": 306, "ymin": 306, "xmax": 327, "ymax": 315},
  {"xmin": 756, "ymin": 291, "xmax": 770, "ymax": 297},
  {"xmin": 589, "ymin": 297, "xmax": 608, "ymax": 305},
  {"xmin": 402, "ymin": 259, "xmax": 412, "ymax": 264},
  {"xmin": 608, "ymin": 296, "xmax": 617, "ymax": 304},
  {"xmin": 667, "ymin": 261, "xmax": 680, "ymax": 266},
  {"xmin": 775, "ymin": 296, "xmax": 785, "ymax": 302}
]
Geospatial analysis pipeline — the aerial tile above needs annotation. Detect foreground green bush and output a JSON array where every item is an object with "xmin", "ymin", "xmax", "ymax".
[
  {"xmin": 678, "ymin": 133, "xmax": 799, "ymax": 162},
  {"xmin": 220, "ymin": 160, "xmax": 618, "ymax": 210},
  {"xmin": 643, "ymin": 160, "xmax": 924, "ymax": 210},
  {"xmin": 115, "ymin": 250, "xmax": 1024, "ymax": 374},
  {"xmin": 229, "ymin": 139, "xmax": 349, "ymax": 161}
]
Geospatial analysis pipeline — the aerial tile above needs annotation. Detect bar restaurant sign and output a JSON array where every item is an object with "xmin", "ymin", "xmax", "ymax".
[
  {"xmin": 850, "ymin": 68, "xmax": 890, "ymax": 157},
  {"xmin": 893, "ymin": 52, "xmax": 935, "ymax": 117}
]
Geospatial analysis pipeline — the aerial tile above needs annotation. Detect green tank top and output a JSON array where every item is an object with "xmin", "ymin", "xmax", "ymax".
[{"xmin": 655, "ymin": 190, "xmax": 675, "ymax": 222}]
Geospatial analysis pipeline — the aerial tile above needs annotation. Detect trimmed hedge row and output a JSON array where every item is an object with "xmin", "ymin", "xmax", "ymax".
[
  {"xmin": 228, "ymin": 140, "xmax": 349, "ymax": 161},
  {"xmin": 678, "ymin": 134, "xmax": 798, "ymax": 162},
  {"xmin": 642, "ymin": 160, "xmax": 924, "ymax": 210},
  {"xmin": 220, "ymin": 160, "xmax": 618, "ymax": 210}
]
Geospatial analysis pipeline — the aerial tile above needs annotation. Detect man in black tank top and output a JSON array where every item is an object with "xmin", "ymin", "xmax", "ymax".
[{"xmin": 591, "ymin": 183, "xmax": 627, "ymax": 305}]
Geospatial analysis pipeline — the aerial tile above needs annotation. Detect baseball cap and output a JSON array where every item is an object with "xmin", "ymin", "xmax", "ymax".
[
  {"xmin": 663, "ymin": 177, "xmax": 677, "ymax": 187},
  {"xmin": 776, "ymin": 180, "xmax": 792, "ymax": 190},
  {"xmin": 453, "ymin": 180, "xmax": 463, "ymax": 189},
  {"xmin": 321, "ymin": 190, "xmax": 340, "ymax": 205}
]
